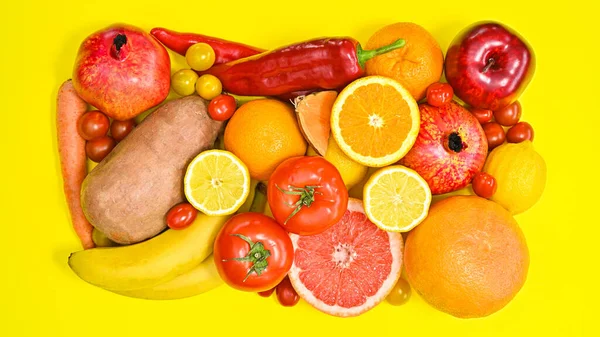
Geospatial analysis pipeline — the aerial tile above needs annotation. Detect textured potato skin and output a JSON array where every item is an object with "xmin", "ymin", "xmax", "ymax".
[{"xmin": 81, "ymin": 96, "xmax": 223, "ymax": 244}]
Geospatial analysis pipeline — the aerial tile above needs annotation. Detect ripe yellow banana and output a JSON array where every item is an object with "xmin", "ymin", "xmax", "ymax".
[
  {"xmin": 68, "ymin": 213, "xmax": 229, "ymax": 291},
  {"xmin": 112, "ymin": 254, "xmax": 222, "ymax": 300}
]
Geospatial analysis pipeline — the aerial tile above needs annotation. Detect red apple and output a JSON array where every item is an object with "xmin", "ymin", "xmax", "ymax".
[
  {"xmin": 444, "ymin": 21, "xmax": 535, "ymax": 111},
  {"xmin": 73, "ymin": 24, "xmax": 170, "ymax": 121},
  {"xmin": 399, "ymin": 102, "xmax": 488, "ymax": 195}
]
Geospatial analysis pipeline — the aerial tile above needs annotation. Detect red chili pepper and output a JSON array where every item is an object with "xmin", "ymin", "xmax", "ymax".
[
  {"xmin": 204, "ymin": 37, "xmax": 405, "ymax": 97},
  {"xmin": 150, "ymin": 27, "xmax": 264, "ymax": 64}
]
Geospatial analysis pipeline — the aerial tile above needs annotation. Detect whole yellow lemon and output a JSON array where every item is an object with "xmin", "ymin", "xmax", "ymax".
[{"xmin": 307, "ymin": 137, "xmax": 368, "ymax": 190}]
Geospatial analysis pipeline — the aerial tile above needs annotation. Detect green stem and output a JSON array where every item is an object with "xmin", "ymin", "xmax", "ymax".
[
  {"xmin": 357, "ymin": 39, "xmax": 406, "ymax": 68},
  {"xmin": 223, "ymin": 234, "xmax": 271, "ymax": 282}
]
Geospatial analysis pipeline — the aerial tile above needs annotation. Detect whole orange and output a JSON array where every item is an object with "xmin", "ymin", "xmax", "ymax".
[
  {"xmin": 224, "ymin": 99, "xmax": 307, "ymax": 181},
  {"xmin": 404, "ymin": 195, "xmax": 529, "ymax": 318},
  {"xmin": 365, "ymin": 22, "xmax": 444, "ymax": 101}
]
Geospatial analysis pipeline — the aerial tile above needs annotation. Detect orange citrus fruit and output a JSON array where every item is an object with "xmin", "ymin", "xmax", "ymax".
[
  {"xmin": 365, "ymin": 22, "xmax": 444, "ymax": 101},
  {"xmin": 224, "ymin": 99, "xmax": 307, "ymax": 181},
  {"xmin": 330, "ymin": 76, "xmax": 420, "ymax": 167},
  {"xmin": 404, "ymin": 196, "xmax": 530, "ymax": 318}
]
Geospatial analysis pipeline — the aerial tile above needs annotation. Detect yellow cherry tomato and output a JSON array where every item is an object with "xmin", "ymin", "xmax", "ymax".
[
  {"xmin": 171, "ymin": 69, "xmax": 199, "ymax": 96},
  {"xmin": 196, "ymin": 74, "xmax": 222, "ymax": 100},
  {"xmin": 386, "ymin": 278, "xmax": 412, "ymax": 306},
  {"xmin": 185, "ymin": 43, "xmax": 216, "ymax": 71}
]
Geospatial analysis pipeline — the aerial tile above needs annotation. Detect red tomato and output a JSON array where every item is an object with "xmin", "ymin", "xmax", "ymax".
[
  {"xmin": 426, "ymin": 83, "xmax": 454, "ymax": 107},
  {"xmin": 86, "ymin": 136, "xmax": 116, "ymax": 162},
  {"xmin": 471, "ymin": 108, "xmax": 494, "ymax": 124},
  {"xmin": 213, "ymin": 212, "xmax": 294, "ymax": 292},
  {"xmin": 258, "ymin": 287, "xmax": 275, "ymax": 298},
  {"xmin": 506, "ymin": 122, "xmax": 534, "ymax": 143},
  {"xmin": 267, "ymin": 156, "xmax": 348, "ymax": 235},
  {"xmin": 208, "ymin": 94, "xmax": 237, "ymax": 121},
  {"xmin": 110, "ymin": 119, "xmax": 136, "ymax": 142},
  {"xmin": 166, "ymin": 203, "xmax": 198, "ymax": 230},
  {"xmin": 494, "ymin": 101, "xmax": 522, "ymax": 126},
  {"xmin": 78, "ymin": 111, "xmax": 110, "ymax": 141},
  {"xmin": 482, "ymin": 122, "xmax": 506, "ymax": 150},
  {"xmin": 472, "ymin": 172, "xmax": 498, "ymax": 199},
  {"xmin": 276, "ymin": 276, "xmax": 300, "ymax": 307}
]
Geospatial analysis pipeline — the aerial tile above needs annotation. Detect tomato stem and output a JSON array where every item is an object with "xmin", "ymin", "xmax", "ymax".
[
  {"xmin": 276, "ymin": 184, "xmax": 323, "ymax": 225},
  {"xmin": 224, "ymin": 234, "xmax": 271, "ymax": 282}
]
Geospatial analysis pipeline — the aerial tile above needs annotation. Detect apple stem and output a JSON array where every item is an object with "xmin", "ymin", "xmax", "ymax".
[{"xmin": 482, "ymin": 58, "xmax": 495, "ymax": 73}]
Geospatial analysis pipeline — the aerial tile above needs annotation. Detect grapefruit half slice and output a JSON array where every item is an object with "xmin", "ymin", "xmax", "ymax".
[{"xmin": 288, "ymin": 198, "xmax": 403, "ymax": 317}]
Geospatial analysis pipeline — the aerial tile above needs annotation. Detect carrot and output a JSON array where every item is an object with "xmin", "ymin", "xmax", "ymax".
[{"xmin": 57, "ymin": 79, "xmax": 95, "ymax": 249}]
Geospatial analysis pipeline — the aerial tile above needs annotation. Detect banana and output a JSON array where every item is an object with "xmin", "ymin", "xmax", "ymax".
[
  {"xmin": 112, "ymin": 254, "xmax": 223, "ymax": 300},
  {"xmin": 68, "ymin": 213, "xmax": 229, "ymax": 291}
]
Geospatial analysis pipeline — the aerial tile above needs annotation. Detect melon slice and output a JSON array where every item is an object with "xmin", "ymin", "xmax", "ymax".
[{"xmin": 294, "ymin": 91, "xmax": 338, "ymax": 156}]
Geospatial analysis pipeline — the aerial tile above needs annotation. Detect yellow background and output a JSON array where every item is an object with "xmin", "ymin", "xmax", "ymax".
[{"xmin": 1, "ymin": 0, "xmax": 597, "ymax": 336}]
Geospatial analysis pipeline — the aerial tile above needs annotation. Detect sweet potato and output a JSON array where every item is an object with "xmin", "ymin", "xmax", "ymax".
[{"xmin": 81, "ymin": 96, "xmax": 223, "ymax": 244}]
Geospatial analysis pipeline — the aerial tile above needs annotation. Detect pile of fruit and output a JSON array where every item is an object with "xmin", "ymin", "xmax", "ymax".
[{"xmin": 57, "ymin": 21, "xmax": 546, "ymax": 319}]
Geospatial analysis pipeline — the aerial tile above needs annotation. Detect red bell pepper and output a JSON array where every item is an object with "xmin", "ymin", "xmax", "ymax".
[
  {"xmin": 203, "ymin": 37, "xmax": 405, "ymax": 97},
  {"xmin": 150, "ymin": 27, "xmax": 264, "ymax": 65}
]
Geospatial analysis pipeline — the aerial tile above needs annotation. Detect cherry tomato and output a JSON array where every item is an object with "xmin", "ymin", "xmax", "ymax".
[
  {"xmin": 110, "ymin": 119, "xmax": 136, "ymax": 142},
  {"xmin": 386, "ymin": 278, "xmax": 412, "ymax": 306},
  {"xmin": 267, "ymin": 156, "xmax": 349, "ymax": 235},
  {"xmin": 276, "ymin": 276, "xmax": 300, "ymax": 307},
  {"xmin": 506, "ymin": 122, "xmax": 534, "ymax": 143},
  {"xmin": 171, "ymin": 69, "xmax": 199, "ymax": 96},
  {"xmin": 426, "ymin": 82, "xmax": 454, "ymax": 107},
  {"xmin": 494, "ymin": 101, "xmax": 522, "ymax": 126},
  {"xmin": 185, "ymin": 43, "xmax": 216, "ymax": 71},
  {"xmin": 472, "ymin": 172, "xmax": 498, "ymax": 199},
  {"xmin": 196, "ymin": 74, "xmax": 222, "ymax": 100},
  {"xmin": 86, "ymin": 136, "xmax": 116, "ymax": 162},
  {"xmin": 78, "ymin": 110, "xmax": 109, "ymax": 141},
  {"xmin": 208, "ymin": 94, "xmax": 237, "ymax": 121},
  {"xmin": 213, "ymin": 212, "xmax": 294, "ymax": 292},
  {"xmin": 482, "ymin": 122, "xmax": 506, "ymax": 150},
  {"xmin": 471, "ymin": 108, "xmax": 494, "ymax": 124},
  {"xmin": 166, "ymin": 203, "xmax": 198, "ymax": 230},
  {"xmin": 258, "ymin": 287, "xmax": 275, "ymax": 298}
]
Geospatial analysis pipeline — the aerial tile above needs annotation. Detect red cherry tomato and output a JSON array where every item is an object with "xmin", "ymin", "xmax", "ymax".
[
  {"xmin": 494, "ymin": 101, "xmax": 522, "ymax": 126},
  {"xmin": 426, "ymin": 82, "xmax": 454, "ymax": 107},
  {"xmin": 208, "ymin": 94, "xmax": 237, "ymax": 121},
  {"xmin": 472, "ymin": 172, "xmax": 498, "ymax": 199},
  {"xmin": 86, "ymin": 136, "xmax": 116, "ymax": 162},
  {"xmin": 276, "ymin": 276, "xmax": 300, "ymax": 307},
  {"xmin": 110, "ymin": 119, "xmax": 136, "ymax": 142},
  {"xmin": 506, "ymin": 122, "xmax": 534, "ymax": 143},
  {"xmin": 78, "ymin": 111, "xmax": 110, "ymax": 141},
  {"xmin": 166, "ymin": 203, "xmax": 198, "ymax": 230},
  {"xmin": 258, "ymin": 287, "xmax": 276, "ymax": 298},
  {"xmin": 471, "ymin": 108, "xmax": 494, "ymax": 124},
  {"xmin": 482, "ymin": 122, "xmax": 506, "ymax": 150},
  {"xmin": 213, "ymin": 212, "xmax": 294, "ymax": 292},
  {"xmin": 267, "ymin": 156, "xmax": 348, "ymax": 236}
]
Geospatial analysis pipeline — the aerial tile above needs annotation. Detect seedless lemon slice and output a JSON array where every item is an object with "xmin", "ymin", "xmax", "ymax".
[
  {"xmin": 331, "ymin": 76, "xmax": 420, "ymax": 167},
  {"xmin": 184, "ymin": 150, "xmax": 250, "ymax": 216},
  {"xmin": 363, "ymin": 165, "xmax": 431, "ymax": 232}
]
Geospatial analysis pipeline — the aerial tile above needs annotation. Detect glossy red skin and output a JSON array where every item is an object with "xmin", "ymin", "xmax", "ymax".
[
  {"xmin": 165, "ymin": 203, "xmax": 198, "ymax": 230},
  {"xmin": 208, "ymin": 94, "xmax": 237, "ymax": 121},
  {"xmin": 276, "ymin": 276, "xmax": 300, "ymax": 307},
  {"xmin": 426, "ymin": 83, "xmax": 454, "ymax": 107},
  {"xmin": 110, "ymin": 119, "xmax": 136, "ymax": 142},
  {"xmin": 507, "ymin": 122, "xmax": 534, "ymax": 143},
  {"xmin": 213, "ymin": 213, "xmax": 294, "ymax": 292},
  {"xmin": 399, "ymin": 102, "xmax": 488, "ymax": 195},
  {"xmin": 445, "ymin": 22, "xmax": 535, "ymax": 111},
  {"xmin": 267, "ymin": 156, "xmax": 349, "ymax": 235},
  {"xmin": 73, "ymin": 24, "xmax": 171, "ymax": 121},
  {"xmin": 494, "ymin": 101, "xmax": 522, "ymax": 126},
  {"xmin": 471, "ymin": 108, "xmax": 494, "ymax": 124},
  {"xmin": 204, "ymin": 38, "xmax": 365, "ymax": 96},
  {"xmin": 150, "ymin": 27, "xmax": 264, "ymax": 63},
  {"xmin": 85, "ymin": 136, "xmax": 116, "ymax": 163},
  {"xmin": 78, "ymin": 111, "xmax": 109, "ymax": 141},
  {"xmin": 483, "ymin": 122, "xmax": 506, "ymax": 150},
  {"xmin": 258, "ymin": 288, "xmax": 275, "ymax": 298},
  {"xmin": 472, "ymin": 172, "xmax": 498, "ymax": 199}
]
